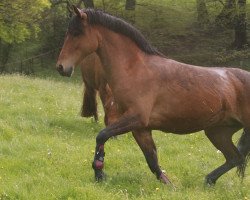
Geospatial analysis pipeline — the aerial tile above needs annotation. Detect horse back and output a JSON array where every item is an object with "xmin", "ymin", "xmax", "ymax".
[{"xmin": 144, "ymin": 59, "xmax": 247, "ymax": 132}]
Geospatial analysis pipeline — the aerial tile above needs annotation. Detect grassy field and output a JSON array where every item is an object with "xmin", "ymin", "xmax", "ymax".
[{"xmin": 0, "ymin": 74, "xmax": 249, "ymax": 200}]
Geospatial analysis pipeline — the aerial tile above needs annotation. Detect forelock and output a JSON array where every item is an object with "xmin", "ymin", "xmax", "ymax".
[{"xmin": 68, "ymin": 15, "xmax": 84, "ymax": 36}]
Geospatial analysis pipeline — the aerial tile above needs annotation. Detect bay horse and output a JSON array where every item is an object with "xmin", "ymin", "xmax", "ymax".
[
  {"xmin": 56, "ymin": 6, "xmax": 250, "ymax": 185},
  {"xmin": 80, "ymin": 52, "xmax": 119, "ymax": 126}
]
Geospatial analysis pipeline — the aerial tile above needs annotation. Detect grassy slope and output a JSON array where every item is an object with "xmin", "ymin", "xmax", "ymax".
[{"xmin": 0, "ymin": 74, "xmax": 249, "ymax": 200}]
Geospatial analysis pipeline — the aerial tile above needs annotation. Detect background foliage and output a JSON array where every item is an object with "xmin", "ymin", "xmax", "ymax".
[
  {"xmin": 0, "ymin": 0, "xmax": 50, "ymax": 44},
  {"xmin": 0, "ymin": 0, "xmax": 250, "ymax": 74}
]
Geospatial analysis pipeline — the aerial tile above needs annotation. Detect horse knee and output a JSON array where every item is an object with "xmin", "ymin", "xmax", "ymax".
[{"xmin": 96, "ymin": 129, "xmax": 108, "ymax": 144}]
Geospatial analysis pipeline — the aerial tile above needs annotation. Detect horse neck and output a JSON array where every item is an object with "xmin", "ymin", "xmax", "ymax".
[{"xmin": 95, "ymin": 26, "xmax": 144, "ymax": 78}]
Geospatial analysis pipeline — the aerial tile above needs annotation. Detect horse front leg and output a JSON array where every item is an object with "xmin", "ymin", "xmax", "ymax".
[
  {"xmin": 92, "ymin": 114, "xmax": 141, "ymax": 181},
  {"xmin": 132, "ymin": 130, "xmax": 171, "ymax": 185}
]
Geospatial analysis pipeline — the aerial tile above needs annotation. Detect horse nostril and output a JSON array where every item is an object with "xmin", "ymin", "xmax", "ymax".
[
  {"xmin": 56, "ymin": 64, "xmax": 73, "ymax": 77},
  {"xmin": 57, "ymin": 64, "xmax": 64, "ymax": 72}
]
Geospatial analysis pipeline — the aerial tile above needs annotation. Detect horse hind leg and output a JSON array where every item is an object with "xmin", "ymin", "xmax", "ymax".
[
  {"xmin": 132, "ymin": 130, "xmax": 171, "ymax": 185},
  {"xmin": 237, "ymin": 128, "xmax": 250, "ymax": 178},
  {"xmin": 204, "ymin": 126, "xmax": 244, "ymax": 185}
]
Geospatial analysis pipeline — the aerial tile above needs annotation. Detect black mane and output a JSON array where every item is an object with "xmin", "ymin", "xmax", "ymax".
[{"xmin": 69, "ymin": 9, "xmax": 163, "ymax": 56}]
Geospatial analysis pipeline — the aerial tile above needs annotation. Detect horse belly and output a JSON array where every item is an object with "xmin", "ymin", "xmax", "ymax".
[
  {"xmin": 149, "ymin": 115, "xmax": 218, "ymax": 134},
  {"xmin": 149, "ymin": 95, "xmax": 227, "ymax": 134}
]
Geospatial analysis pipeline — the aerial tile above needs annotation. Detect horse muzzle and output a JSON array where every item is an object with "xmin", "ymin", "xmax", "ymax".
[{"xmin": 56, "ymin": 64, "xmax": 73, "ymax": 77}]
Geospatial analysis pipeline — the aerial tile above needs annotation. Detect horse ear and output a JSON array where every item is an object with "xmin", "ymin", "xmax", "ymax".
[{"xmin": 72, "ymin": 5, "xmax": 87, "ymax": 20}]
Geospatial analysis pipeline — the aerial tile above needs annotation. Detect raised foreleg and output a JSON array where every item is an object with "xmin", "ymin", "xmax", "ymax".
[{"xmin": 92, "ymin": 114, "xmax": 142, "ymax": 181}]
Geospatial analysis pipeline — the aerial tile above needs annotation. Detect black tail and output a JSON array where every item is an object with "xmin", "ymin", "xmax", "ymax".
[
  {"xmin": 237, "ymin": 154, "xmax": 250, "ymax": 179},
  {"xmin": 81, "ymin": 85, "xmax": 98, "ymax": 122},
  {"xmin": 237, "ymin": 130, "xmax": 250, "ymax": 179}
]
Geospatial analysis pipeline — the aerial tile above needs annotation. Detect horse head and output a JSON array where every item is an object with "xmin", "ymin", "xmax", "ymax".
[{"xmin": 56, "ymin": 6, "xmax": 99, "ymax": 77}]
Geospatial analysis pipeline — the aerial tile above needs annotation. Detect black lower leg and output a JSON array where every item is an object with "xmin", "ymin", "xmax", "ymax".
[
  {"xmin": 132, "ymin": 130, "xmax": 171, "ymax": 184},
  {"xmin": 205, "ymin": 160, "xmax": 240, "ymax": 185},
  {"xmin": 205, "ymin": 127, "xmax": 243, "ymax": 185},
  {"xmin": 143, "ymin": 150, "xmax": 162, "ymax": 177}
]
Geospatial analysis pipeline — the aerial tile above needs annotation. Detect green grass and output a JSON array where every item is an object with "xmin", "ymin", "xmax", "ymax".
[{"xmin": 0, "ymin": 74, "xmax": 249, "ymax": 200}]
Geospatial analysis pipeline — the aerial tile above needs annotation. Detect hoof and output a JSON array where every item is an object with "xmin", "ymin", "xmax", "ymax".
[
  {"xmin": 159, "ymin": 172, "xmax": 171, "ymax": 185},
  {"xmin": 205, "ymin": 176, "xmax": 216, "ymax": 186},
  {"xmin": 94, "ymin": 169, "xmax": 106, "ymax": 182}
]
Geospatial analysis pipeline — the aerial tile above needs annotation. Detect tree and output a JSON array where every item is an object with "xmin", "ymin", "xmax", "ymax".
[
  {"xmin": 74, "ymin": 0, "xmax": 94, "ymax": 9},
  {"xmin": 233, "ymin": 0, "xmax": 247, "ymax": 49},
  {"xmin": 0, "ymin": 0, "xmax": 50, "ymax": 71},
  {"xmin": 0, "ymin": 40, "xmax": 12, "ymax": 72},
  {"xmin": 125, "ymin": 0, "xmax": 136, "ymax": 10},
  {"xmin": 0, "ymin": 0, "xmax": 51, "ymax": 44},
  {"xmin": 196, "ymin": 0, "xmax": 210, "ymax": 28},
  {"xmin": 215, "ymin": 0, "xmax": 235, "ymax": 29},
  {"xmin": 82, "ymin": 0, "xmax": 94, "ymax": 8},
  {"xmin": 215, "ymin": 0, "xmax": 248, "ymax": 49}
]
